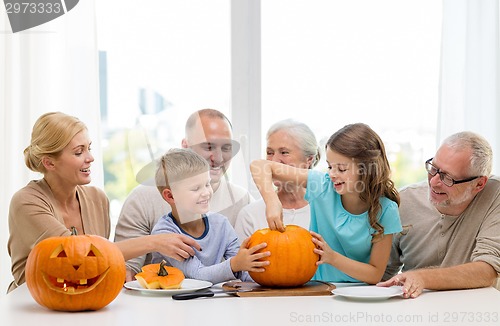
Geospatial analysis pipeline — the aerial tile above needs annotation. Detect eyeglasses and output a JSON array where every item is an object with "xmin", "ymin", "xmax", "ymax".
[{"xmin": 425, "ymin": 158, "xmax": 480, "ymax": 187}]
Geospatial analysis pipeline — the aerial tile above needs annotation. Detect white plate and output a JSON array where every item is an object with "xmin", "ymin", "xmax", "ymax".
[
  {"xmin": 332, "ymin": 285, "xmax": 403, "ymax": 301},
  {"xmin": 124, "ymin": 279, "xmax": 213, "ymax": 295}
]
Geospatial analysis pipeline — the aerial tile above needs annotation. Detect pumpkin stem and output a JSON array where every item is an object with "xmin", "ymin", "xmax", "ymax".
[
  {"xmin": 158, "ymin": 260, "xmax": 169, "ymax": 276},
  {"xmin": 70, "ymin": 226, "xmax": 78, "ymax": 236}
]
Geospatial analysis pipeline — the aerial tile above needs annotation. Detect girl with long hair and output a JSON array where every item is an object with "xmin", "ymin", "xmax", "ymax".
[{"xmin": 250, "ymin": 123, "xmax": 402, "ymax": 284}]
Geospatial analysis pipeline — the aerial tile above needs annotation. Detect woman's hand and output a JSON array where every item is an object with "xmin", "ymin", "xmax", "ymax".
[{"xmin": 230, "ymin": 238, "xmax": 270, "ymax": 273}]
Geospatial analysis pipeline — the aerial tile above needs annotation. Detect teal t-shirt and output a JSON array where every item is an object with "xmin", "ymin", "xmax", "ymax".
[{"xmin": 305, "ymin": 170, "xmax": 402, "ymax": 283}]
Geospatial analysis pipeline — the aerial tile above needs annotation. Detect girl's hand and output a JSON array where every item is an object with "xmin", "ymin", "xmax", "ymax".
[
  {"xmin": 266, "ymin": 201, "xmax": 285, "ymax": 232},
  {"xmin": 310, "ymin": 231, "xmax": 337, "ymax": 266},
  {"xmin": 231, "ymin": 238, "xmax": 271, "ymax": 273}
]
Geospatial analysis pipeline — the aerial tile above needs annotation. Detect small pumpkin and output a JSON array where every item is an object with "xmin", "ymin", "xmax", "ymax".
[
  {"xmin": 135, "ymin": 260, "xmax": 185, "ymax": 289},
  {"xmin": 247, "ymin": 224, "xmax": 319, "ymax": 288},
  {"xmin": 25, "ymin": 227, "xmax": 126, "ymax": 311}
]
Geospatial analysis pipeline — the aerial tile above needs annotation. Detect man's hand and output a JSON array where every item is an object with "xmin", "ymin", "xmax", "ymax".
[
  {"xmin": 155, "ymin": 233, "xmax": 202, "ymax": 261},
  {"xmin": 377, "ymin": 271, "xmax": 424, "ymax": 298}
]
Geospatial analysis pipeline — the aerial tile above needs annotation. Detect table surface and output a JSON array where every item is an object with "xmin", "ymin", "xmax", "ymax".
[{"xmin": 2, "ymin": 282, "xmax": 499, "ymax": 326}]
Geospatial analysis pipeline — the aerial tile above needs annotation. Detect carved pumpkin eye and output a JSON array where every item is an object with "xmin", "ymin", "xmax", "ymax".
[
  {"xmin": 49, "ymin": 244, "xmax": 103, "ymax": 258},
  {"xmin": 87, "ymin": 244, "xmax": 103, "ymax": 257},
  {"xmin": 50, "ymin": 244, "xmax": 67, "ymax": 258}
]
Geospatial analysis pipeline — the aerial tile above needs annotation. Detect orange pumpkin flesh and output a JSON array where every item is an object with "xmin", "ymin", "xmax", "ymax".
[
  {"xmin": 25, "ymin": 229, "xmax": 126, "ymax": 311},
  {"xmin": 247, "ymin": 225, "xmax": 319, "ymax": 288},
  {"xmin": 135, "ymin": 260, "xmax": 185, "ymax": 289}
]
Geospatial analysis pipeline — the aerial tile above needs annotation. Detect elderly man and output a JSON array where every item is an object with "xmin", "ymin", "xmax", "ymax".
[
  {"xmin": 114, "ymin": 109, "xmax": 253, "ymax": 281},
  {"xmin": 380, "ymin": 131, "xmax": 500, "ymax": 298}
]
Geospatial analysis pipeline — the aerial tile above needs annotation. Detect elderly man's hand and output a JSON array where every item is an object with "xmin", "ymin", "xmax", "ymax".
[{"xmin": 377, "ymin": 271, "xmax": 425, "ymax": 298}]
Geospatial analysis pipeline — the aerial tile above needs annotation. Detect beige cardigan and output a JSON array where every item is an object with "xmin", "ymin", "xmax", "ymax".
[{"xmin": 7, "ymin": 179, "xmax": 110, "ymax": 293}]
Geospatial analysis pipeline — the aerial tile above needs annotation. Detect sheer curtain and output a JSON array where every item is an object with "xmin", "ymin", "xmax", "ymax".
[
  {"xmin": 438, "ymin": 0, "xmax": 500, "ymax": 173},
  {"xmin": 0, "ymin": 0, "xmax": 101, "ymax": 295}
]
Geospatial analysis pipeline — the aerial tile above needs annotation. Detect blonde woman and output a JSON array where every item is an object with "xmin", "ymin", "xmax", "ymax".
[{"xmin": 7, "ymin": 112, "xmax": 200, "ymax": 293}]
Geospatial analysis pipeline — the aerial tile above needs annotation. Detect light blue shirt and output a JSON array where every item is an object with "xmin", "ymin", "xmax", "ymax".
[
  {"xmin": 151, "ymin": 212, "xmax": 251, "ymax": 284},
  {"xmin": 305, "ymin": 170, "xmax": 402, "ymax": 283}
]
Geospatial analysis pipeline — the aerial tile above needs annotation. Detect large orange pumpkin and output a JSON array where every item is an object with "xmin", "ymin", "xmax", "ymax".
[
  {"xmin": 25, "ymin": 228, "xmax": 126, "ymax": 311},
  {"xmin": 247, "ymin": 224, "xmax": 318, "ymax": 288},
  {"xmin": 135, "ymin": 260, "xmax": 185, "ymax": 289}
]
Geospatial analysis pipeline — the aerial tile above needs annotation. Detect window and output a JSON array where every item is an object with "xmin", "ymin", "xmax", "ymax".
[
  {"xmin": 96, "ymin": 0, "xmax": 442, "ymax": 222},
  {"xmin": 96, "ymin": 0, "xmax": 230, "ymax": 223},
  {"xmin": 261, "ymin": 0, "xmax": 442, "ymax": 187}
]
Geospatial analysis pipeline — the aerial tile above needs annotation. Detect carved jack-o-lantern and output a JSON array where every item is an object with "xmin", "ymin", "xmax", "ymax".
[{"xmin": 25, "ymin": 228, "xmax": 126, "ymax": 311}]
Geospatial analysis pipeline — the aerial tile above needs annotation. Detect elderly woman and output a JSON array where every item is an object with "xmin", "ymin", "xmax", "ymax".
[
  {"xmin": 234, "ymin": 119, "xmax": 320, "ymax": 240},
  {"xmin": 7, "ymin": 112, "xmax": 200, "ymax": 293}
]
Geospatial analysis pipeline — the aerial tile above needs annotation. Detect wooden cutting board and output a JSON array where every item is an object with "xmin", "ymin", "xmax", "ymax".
[{"xmin": 221, "ymin": 280, "xmax": 335, "ymax": 297}]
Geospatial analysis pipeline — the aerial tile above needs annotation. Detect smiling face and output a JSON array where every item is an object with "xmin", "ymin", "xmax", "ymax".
[
  {"xmin": 50, "ymin": 130, "xmax": 94, "ymax": 186},
  {"xmin": 325, "ymin": 147, "xmax": 362, "ymax": 196},
  {"xmin": 169, "ymin": 171, "xmax": 213, "ymax": 224},
  {"xmin": 427, "ymin": 145, "xmax": 479, "ymax": 215},
  {"xmin": 266, "ymin": 129, "xmax": 312, "ymax": 168},
  {"xmin": 183, "ymin": 115, "xmax": 234, "ymax": 189},
  {"xmin": 267, "ymin": 129, "xmax": 313, "ymax": 190}
]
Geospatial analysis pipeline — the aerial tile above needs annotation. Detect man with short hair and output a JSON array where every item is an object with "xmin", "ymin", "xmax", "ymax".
[
  {"xmin": 380, "ymin": 131, "xmax": 500, "ymax": 298},
  {"xmin": 114, "ymin": 109, "xmax": 253, "ymax": 281}
]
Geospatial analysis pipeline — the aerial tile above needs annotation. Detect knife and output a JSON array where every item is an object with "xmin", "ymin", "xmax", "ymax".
[{"xmin": 172, "ymin": 288, "xmax": 252, "ymax": 300}]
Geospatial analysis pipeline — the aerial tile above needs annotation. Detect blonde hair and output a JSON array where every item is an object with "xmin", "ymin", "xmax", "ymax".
[
  {"xmin": 24, "ymin": 112, "xmax": 87, "ymax": 174},
  {"xmin": 155, "ymin": 148, "xmax": 210, "ymax": 193},
  {"xmin": 326, "ymin": 123, "xmax": 400, "ymax": 241}
]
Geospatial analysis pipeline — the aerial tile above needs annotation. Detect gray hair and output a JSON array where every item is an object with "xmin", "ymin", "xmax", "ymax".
[
  {"xmin": 266, "ymin": 119, "xmax": 321, "ymax": 168},
  {"xmin": 155, "ymin": 148, "xmax": 210, "ymax": 193},
  {"xmin": 442, "ymin": 131, "xmax": 493, "ymax": 176}
]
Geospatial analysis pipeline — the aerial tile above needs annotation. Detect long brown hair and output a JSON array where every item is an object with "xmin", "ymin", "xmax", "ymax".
[{"xmin": 326, "ymin": 123, "xmax": 400, "ymax": 241}]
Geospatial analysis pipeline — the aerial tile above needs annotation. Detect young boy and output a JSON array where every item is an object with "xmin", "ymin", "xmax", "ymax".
[{"xmin": 151, "ymin": 148, "xmax": 269, "ymax": 284}]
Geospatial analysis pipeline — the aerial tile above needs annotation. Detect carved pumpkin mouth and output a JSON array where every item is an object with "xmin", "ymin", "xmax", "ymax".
[{"xmin": 42, "ymin": 268, "xmax": 110, "ymax": 295}]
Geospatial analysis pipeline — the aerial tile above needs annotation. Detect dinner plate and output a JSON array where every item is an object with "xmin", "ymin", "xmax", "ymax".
[
  {"xmin": 332, "ymin": 286, "xmax": 403, "ymax": 301},
  {"xmin": 124, "ymin": 279, "xmax": 213, "ymax": 295}
]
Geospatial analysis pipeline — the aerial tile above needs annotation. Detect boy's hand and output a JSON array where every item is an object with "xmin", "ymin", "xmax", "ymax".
[{"xmin": 230, "ymin": 238, "xmax": 271, "ymax": 273}]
